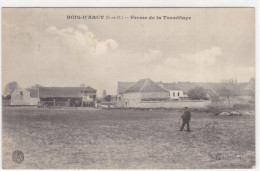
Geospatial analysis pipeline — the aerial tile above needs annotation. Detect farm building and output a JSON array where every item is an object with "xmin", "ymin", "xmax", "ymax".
[
  {"xmin": 121, "ymin": 78, "xmax": 170, "ymax": 107},
  {"xmin": 116, "ymin": 80, "xmax": 187, "ymax": 104},
  {"xmin": 38, "ymin": 86, "xmax": 97, "ymax": 107},
  {"xmin": 10, "ymin": 87, "xmax": 38, "ymax": 105},
  {"xmin": 158, "ymin": 82, "xmax": 185, "ymax": 100}
]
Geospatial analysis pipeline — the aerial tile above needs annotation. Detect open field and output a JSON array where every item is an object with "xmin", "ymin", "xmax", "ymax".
[{"xmin": 2, "ymin": 106, "xmax": 255, "ymax": 169}]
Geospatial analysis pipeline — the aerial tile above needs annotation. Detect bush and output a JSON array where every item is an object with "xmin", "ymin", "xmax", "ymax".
[
  {"xmin": 96, "ymin": 99, "xmax": 102, "ymax": 103},
  {"xmin": 188, "ymin": 86, "xmax": 208, "ymax": 100},
  {"xmin": 83, "ymin": 101, "xmax": 95, "ymax": 107},
  {"xmin": 104, "ymin": 95, "xmax": 112, "ymax": 102}
]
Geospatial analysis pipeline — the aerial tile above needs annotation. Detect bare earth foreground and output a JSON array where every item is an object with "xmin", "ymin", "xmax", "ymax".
[{"xmin": 2, "ymin": 107, "xmax": 255, "ymax": 169}]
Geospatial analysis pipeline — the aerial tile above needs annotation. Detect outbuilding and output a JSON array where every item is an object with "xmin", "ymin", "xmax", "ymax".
[{"xmin": 10, "ymin": 88, "xmax": 32, "ymax": 105}]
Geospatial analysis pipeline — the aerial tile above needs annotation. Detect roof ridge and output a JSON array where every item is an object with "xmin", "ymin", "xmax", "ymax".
[
  {"xmin": 139, "ymin": 78, "xmax": 150, "ymax": 92},
  {"xmin": 160, "ymin": 84, "xmax": 172, "ymax": 92}
]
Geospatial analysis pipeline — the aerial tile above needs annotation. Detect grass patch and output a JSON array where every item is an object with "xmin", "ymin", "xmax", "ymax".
[{"xmin": 2, "ymin": 106, "xmax": 255, "ymax": 169}]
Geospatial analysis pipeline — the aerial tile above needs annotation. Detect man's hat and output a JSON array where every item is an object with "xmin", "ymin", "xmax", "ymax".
[{"xmin": 184, "ymin": 107, "xmax": 188, "ymax": 109}]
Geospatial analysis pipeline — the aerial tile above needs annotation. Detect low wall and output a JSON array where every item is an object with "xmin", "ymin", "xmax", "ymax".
[
  {"xmin": 209, "ymin": 102, "xmax": 233, "ymax": 109},
  {"xmin": 126, "ymin": 100, "xmax": 211, "ymax": 109}
]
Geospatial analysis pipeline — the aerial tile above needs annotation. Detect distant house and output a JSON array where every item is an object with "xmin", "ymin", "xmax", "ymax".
[
  {"xmin": 10, "ymin": 88, "xmax": 33, "ymax": 105},
  {"xmin": 158, "ymin": 82, "xmax": 185, "ymax": 100},
  {"xmin": 39, "ymin": 86, "xmax": 97, "ymax": 107},
  {"xmin": 120, "ymin": 78, "xmax": 170, "ymax": 107}
]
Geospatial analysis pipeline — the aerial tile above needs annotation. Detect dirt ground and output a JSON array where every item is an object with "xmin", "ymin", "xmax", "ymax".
[{"xmin": 2, "ymin": 106, "xmax": 255, "ymax": 169}]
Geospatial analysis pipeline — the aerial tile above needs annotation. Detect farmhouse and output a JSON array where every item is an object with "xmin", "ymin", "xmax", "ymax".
[
  {"xmin": 116, "ymin": 80, "xmax": 187, "ymax": 105},
  {"xmin": 39, "ymin": 86, "xmax": 97, "ymax": 107},
  {"xmin": 120, "ymin": 78, "xmax": 170, "ymax": 107},
  {"xmin": 10, "ymin": 87, "xmax": 39, "ymax": 105}
]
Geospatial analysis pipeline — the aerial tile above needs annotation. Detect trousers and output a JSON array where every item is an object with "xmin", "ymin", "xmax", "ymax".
[{"xmin": 180, "ymin": 119, "xmax": 190, "ymax": 131}]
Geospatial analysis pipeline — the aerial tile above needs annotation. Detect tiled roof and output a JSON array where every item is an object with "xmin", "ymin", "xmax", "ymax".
[
  {"xmin": 39, "ymin": 86, "xmax": 96, "ymax": 98},
  {"xmin": 124, "ymin": 78, "xmax": 169, "ymax": 93},
  {"xmin": 161, "ymin": 83, "xmax": 182, "ymax": 91},
  {"xmin": 26, "ymin": 88, "xmax": 39, "ymax": 98},
  {"xmin": 117, "ymin": 82, "xmax": 135, "ymax": 94},
  {"xmin": 177, "ymin": 82, "xmax": 197, "ymax": 93}
]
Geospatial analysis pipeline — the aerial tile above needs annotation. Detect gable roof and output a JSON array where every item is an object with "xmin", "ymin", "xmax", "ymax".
[
  {"xmin": 124, "ymin": 78, "xmax": 169, "ymax": 93},
  {"xmin": 117, "ymin": 82, "xmax": 135, "ymax": 94},
  {"xmin": 177, "ymin": 82, "xmax": 197, "ymax": 93},
  {"xmin": 161, "ymin": 83, "xmax": 182, "ymax": 91},
  {"xmin": 26, "ymin": 88, "xmax": 39, "ymax": 98},
  {"xmin": 39, "ymin": 86, "xmax": 96, "ymax": 98},
  {"xmin": 11, "ymin": 87, "xmax": 30, "ymax": 95}
]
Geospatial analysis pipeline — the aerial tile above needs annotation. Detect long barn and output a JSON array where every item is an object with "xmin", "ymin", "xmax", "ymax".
[{"xmin": 39, "ymin": 86, "xmax": 97, "ymax": 107}]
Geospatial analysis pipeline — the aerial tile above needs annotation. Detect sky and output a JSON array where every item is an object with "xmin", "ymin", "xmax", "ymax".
[{"xmin": 2, "ymin": 8, "xmax": 255, "ymax": 96}]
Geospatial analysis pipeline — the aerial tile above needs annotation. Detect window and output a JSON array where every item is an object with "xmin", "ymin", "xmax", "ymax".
[
  {"xmin": 173, "ymin": 92, "xmax": 175, "ymax": 96},
  {"xmin": 20, "ymin": 91, "xmax": 23, "ymax": 95},
  {"xmin": 178, "ymin": 92, "xmax": 180, "ymax": 96}
]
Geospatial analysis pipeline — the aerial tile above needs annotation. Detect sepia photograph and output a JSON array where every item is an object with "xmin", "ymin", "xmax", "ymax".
[{"xmin": 1, "ymin": 8, "xmax": 255, "ymax": 169}]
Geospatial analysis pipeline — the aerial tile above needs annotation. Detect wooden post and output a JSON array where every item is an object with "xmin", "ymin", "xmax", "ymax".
[
  {"xmin": 53, "ymin": 99, "xmax": 56, "ymax": 107},
  {"xmin": 81, "ymin": 97, "xmax": 83, "ymax": 107}
]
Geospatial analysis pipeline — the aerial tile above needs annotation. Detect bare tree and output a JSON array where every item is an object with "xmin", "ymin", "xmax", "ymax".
[
  {"xmin": 31, "ymin": 84, "xmax": 42, "ymax": 88},
  {"xmin": 217, "ymin": 83, "xmax": 239, "ymax": 103},
  {"xmin": 248, "ymin": 77, "xmax": 255, "ymax": 99},
  {"xmin": 80, "ymin": 83, "xmax": 85, "ymax": 87},
  {"xmin": 102, "ymin": 90, "xmax": 107, "ymax": 99},
  {"xmin": 3, "ymin": 82, "xmax": 19, "ymax": 96}
]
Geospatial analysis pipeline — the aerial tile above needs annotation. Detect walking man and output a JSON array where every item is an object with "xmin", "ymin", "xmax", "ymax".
[{"xmin": 179, "ymin": 107, "xmax": 191, "ymax": 132}]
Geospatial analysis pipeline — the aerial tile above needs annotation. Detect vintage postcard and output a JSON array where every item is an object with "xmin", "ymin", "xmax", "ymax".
[{"xmin": 1, "ymin": 8, "xmax": 255, "ymax": 169}]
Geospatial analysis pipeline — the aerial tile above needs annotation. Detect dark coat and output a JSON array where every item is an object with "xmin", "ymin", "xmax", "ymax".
[{"xmin": 181, "ymin": 111, "xmax": 191, "ymax": 121}]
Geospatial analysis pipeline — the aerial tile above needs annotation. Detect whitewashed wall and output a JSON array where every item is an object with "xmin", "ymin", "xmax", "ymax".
[
  {"xmin": 124, "ymin": 100, "xmax": 211, "ymax": 109},
  {"xmin": 169, "ymin": 90, "xmax": 184, "ymax": 99},
  {"xmin": 10, "ymin": 88, "xmax": 31, "ymax": 105}
]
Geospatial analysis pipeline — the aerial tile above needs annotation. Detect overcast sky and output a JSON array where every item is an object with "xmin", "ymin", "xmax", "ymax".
[{"xmin": 2, "ymin": 8, "xmax": 255, "ymax": 95}]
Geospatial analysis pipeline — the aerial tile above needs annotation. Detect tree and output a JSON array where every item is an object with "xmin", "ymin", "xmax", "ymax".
[
  {"xmin": 217, "ymin": 83, "xmax": 239, "ymax": 103},
  {"xmin": 104, "ymin": 95, "xmax": 112, "ymax": 102},
  {"xmin": 80, "ymin": 83, "xmax": 85, "ymax": 87},
  {"xmin": 188, "ymin": 86, "xmax": 208, "ymax": 100},
  {"xmin": 3, "ymin": 82, "xmax": 19, "ymax": 96},
  {"xmin": 248, "ymin": 77, "xmax": 255, "ymax": 99},
  {"xmin": 102, "ymin": 90, "xmax": 107, "ymax": 99},
  {"xmin": 31, "ymin": 84, "xmax": 42, "ymax": 88}
]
